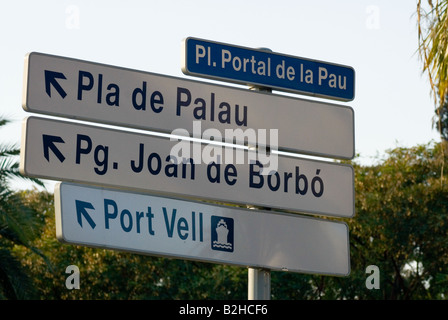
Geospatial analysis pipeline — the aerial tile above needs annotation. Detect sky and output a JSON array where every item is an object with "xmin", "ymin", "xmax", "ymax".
[{"xmin": 0, "ymin": 0, "xmax": 440, "ymax": 190}]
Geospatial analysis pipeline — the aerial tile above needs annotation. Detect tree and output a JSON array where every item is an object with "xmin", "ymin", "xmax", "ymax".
[
  {"xmin": 0, "ymin": 117, "xmax": 45, "ymax": 299},
  {"xmin": 11, "ymin": 142, "xmax": 448, "ymax": 299},
  {"xmin": 418, "ymin": 0, "xmax": 448, "ymax": 139},
  {"xmin": 418, "ymin": 0, "xmax": 448, "ymax": 107},
  {"xmin": 270, "ymin": 144, "xmax": 448, "ymax": 299},
  {"xmin": 345, "ymin": 143, "xmax": 448, "ymax": 299}
]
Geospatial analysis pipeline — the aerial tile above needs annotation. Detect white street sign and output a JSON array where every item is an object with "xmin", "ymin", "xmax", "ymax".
[
  {"xmin": 55, "ymin": 182, "xmax": 351, "ymax": 276},
  {"xmin": 22, "ymin": 52, "xmax": 355, "ymax": 160},
  {"xmin": 20, "ymin": 116, "xmax": 355, "ymax": 218}
]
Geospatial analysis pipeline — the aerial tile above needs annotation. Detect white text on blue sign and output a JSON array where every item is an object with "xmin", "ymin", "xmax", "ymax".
[{"xmin": 182, "ymin": 37, "xmax": 355, "ymax": 101}]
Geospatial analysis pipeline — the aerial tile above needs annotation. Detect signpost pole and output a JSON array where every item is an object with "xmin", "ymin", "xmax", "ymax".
[
  {"xmin": 248, "ymin": 268, "xmax": 271, "ymax": 300},
  {"xmin": 247, "ymin": 51, "xmax": 272, "ymax": 300}
]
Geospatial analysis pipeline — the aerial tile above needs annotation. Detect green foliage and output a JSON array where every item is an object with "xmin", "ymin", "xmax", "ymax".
[
  {"xmin": 348, "ymin": 142, "xmax": 448, "ymax": 299},
  {"xmin": 271, "ymin": 142, "xmax": 448, "ymax": 299},
  {"xmin": 418, "ymin": 1, "xmax": 448, "ymax": 141},
  {"xmin": 418, "ymin": 0, "xmax": 448, "ymax": 107},
  {"xmin": 432, "ymin": 98, "xmax": 448, "ymax": 140},
  {"xmin": 5, "ymin": 140, "xmax": 448, "ymax": 299},
  {"xmin": 0, "ymin": 118, "xmax": 46, "ymax": 299},
  {"xmin": 14, "ymin": 191, "xmax": 248, "ymax": 299}
]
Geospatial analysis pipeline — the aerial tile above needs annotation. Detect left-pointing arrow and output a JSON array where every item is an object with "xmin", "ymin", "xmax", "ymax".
[
  {"xmin": 75, "ymin": 200, "xmax": 96, "ymax": 229},
  {"xmin": 44, "ymin": 70, "xmax": 67, "ymax": 98},
  {"xmin": 42, "ymin": 134, "xmax": 65, "ymax": 162}
]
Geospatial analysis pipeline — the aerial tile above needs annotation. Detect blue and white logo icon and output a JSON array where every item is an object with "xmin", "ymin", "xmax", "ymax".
[{"xmin": 211, "ymin": 216, "xmax": 234, "ymax": 252}]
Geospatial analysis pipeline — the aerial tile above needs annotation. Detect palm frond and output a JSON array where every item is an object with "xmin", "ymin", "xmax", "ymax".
[
  {"xmin": 0, "ymin": 153, "xmax": 45, "ymax": 188},
  {"xmin": 0, "ymin": 249, "xmax": 37, "ymax": 299},
  {"xmin": 0, "ymin": 118, "xmax": 10, "ymax": 128},
  {"xmin": 0, "ymin": 117, "xmax": 48, "ymax": 299},
  {"xmin": 0, "ymin": 144, "xmax": 19, "ymax": 158},
  {"xmin": 418, "ymin": 0, "xmax": 448, "ymax": 106}
]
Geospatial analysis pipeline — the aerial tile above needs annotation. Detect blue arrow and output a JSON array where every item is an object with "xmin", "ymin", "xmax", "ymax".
[
  {"xmin": 75, "ymin": 200, "xmax": 96, "ymax": 229},
  {"xmin": 45, "ymin": 70, "xmax": 67, "ymax": 98},
  {"xmin": 42, "ymin": 135, "xmax": 65, "ymax": 162}
]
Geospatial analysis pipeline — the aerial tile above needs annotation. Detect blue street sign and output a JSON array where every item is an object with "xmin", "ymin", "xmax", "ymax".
[{"xmin": 182, "ymin": 37, "xmax": 355, "ymax": 102}]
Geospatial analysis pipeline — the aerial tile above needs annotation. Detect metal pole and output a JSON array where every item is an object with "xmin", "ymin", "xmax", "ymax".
[
  {"xmin": 247, "ymin": 51, "xmax": 272, "ymax": 300},
  {"xmin": 248, "ymin": 268, "xmax": 271, "ymax": 300}
]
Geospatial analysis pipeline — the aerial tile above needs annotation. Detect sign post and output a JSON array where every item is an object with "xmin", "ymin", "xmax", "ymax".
[
  {"xmin": 19, "ymin": 42, "xmax": 356, "ymax": 300},
  {"xmin": 248, "ymin": 268, "xmax": 271, "ymax": 300},
  {"xmin": 247, "ymin": 62, "xmax": 273, "ymax": 300},
  {"xmin": 182, "ymin": 40, "xmax": 356, "ymax": 298}
]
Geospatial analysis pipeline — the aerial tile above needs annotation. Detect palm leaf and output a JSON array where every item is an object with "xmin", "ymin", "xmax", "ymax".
[
  {"xmin": 0, "ymin": 116, "xmax": 49, "ymax": 298},
  {"xmin": 418, "ymin": 0, "xmax": 448, "ymax": 106},
  {"xmin": 0, "ymin": 249, "xmax": 37, "ymax": 299},
  {"xmin": 0, "ymin": 151, "xmax": 45, "ymax": 188}
]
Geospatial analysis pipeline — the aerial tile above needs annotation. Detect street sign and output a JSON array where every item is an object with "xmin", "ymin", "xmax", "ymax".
[
  {"xmin": 22, "ymin": 52, "xmax": 355, "ymax": 160},
  {"xmin": 20, "ymin": 116, "xmax": 355, "ymax": 218},
  {"xmin": 182, "ymin": 37, "xmax": 355, "ymax": 102},
  {"xmin": 55, "ymin": 182, "xmax": 351, "ymax": 276}
]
